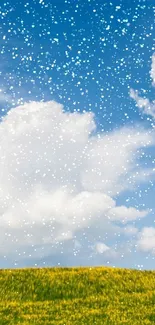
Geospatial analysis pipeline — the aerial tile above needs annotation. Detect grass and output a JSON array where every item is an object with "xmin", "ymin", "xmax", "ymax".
[{"xmin": 0, "ymin": 266, "xmax": 155, "ymax": 324}]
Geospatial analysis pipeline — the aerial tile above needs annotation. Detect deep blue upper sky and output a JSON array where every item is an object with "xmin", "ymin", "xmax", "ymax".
[{"xmin": 0, "ymin": 0, "xmax": 155, "ymax": 131}]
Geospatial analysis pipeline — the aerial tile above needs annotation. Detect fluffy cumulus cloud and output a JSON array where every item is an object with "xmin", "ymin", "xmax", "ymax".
[{"xmin": 0, "ymin": 100, "xmax": 154, "ymax": 265}]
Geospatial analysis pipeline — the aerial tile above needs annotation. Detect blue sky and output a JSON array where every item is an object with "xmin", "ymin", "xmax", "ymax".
[{"xmin": 0, "ymin": 0, "xmax": 155, "ymax": 270}]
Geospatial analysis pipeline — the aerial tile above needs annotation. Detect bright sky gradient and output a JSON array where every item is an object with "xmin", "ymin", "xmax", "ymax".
[{"xmin": 0, "ymin": 0, "xmax": 155, "ymax": 270}]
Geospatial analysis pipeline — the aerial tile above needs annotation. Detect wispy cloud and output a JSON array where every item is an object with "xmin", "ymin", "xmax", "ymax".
[
  {"xmin": 130, "ymin": 53, "xmax": 155, "ymax": 119},
  {"xmin": 150, "ymin": 53, "xmax": 155, "ymax": 86},
  {"xmin": 129, "ymin": 88, "xmax": 155, "ymax": 119},
  {"xmin": 0, "ymin": 88, "xmax": 13, "ymax": 104}
]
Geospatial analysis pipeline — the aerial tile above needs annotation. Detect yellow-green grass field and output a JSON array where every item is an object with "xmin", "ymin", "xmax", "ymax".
[{"xmin": 0, "ymin": 266, "xmax": 155, "ymax": 324}]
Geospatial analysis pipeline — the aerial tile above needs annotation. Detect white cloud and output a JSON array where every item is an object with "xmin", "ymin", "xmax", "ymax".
[
  {"xmin": 150, "ymin": 53, "xmax": 155, "ymax": 86},
  {"xmin": 136, "ymin": 227, "xmax": 155, "ymax": 254},
  {"xmin": 95, "ymin": 242, "xmax": 110, "ymax": 254},
  {"xmin": 93, "ymin": 242, "xmax": 119, "ymax": 260},
  {"xmin": 81, "ymin": 126, "xmax": 154, "ymax": 195},
  {"xmin": 107, "ymin": 206, "xmax": 149, "ymax": 224},
  {"xmin": 0, "ymin": 100, "xmax": 153, "ymax": 262},
  {"xmin": 130, "ymin": 53, "xmax": 155, "ymax": 118},
  {"xmin": 129, "ymin": 88, "xmax": 155, "ymax": 119}
]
